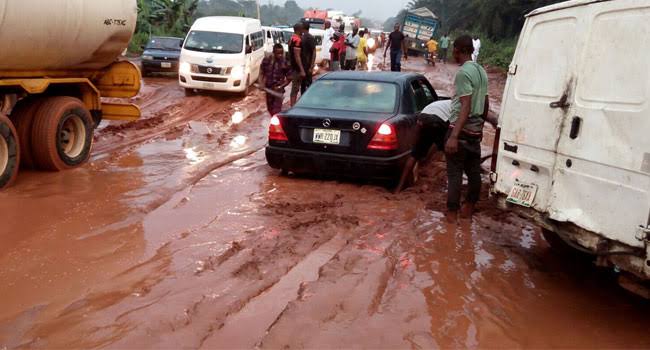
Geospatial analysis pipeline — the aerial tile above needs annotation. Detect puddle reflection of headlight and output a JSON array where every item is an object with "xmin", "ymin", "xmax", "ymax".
[
  {"xmin": 184, "ymin": 147, "xmax": 205, "ymax": 164},
  {"xmin": 230, "ymin": 135, "xmax": 248, "ymax": 149},
  {"xmin": 231, "ymin": 111, "xmax": 244, "ymax": 124}
]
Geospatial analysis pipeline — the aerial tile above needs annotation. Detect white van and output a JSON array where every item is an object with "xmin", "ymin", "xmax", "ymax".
[
  {"xmin": 493, "ymin": 0, "xmax": 650, "ymax": 297},
  {"xmin": 262, "ymin": 26, "xmax": 285, "ymax": 55},
  {"xmin": 179, "ymin": 17, "xmax": 265, "ymax": 95}
]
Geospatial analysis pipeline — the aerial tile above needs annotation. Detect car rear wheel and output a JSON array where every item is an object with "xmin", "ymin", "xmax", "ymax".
[
  {"xmin": 0, "ymin": 114, "xmax": 19, "ymax": 189},
  {"xmin": 31, "ymin": 96, "xmax": 94, "ymax": 171}
]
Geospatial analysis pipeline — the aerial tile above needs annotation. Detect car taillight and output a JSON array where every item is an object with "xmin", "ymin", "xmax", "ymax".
[
  {"xmin": 368, "ymin": 123, "xmax": 398, "ymax": 150},
  {"xmin": 269, "ymin": 115, "xmax": 288, "ymax": 141}
]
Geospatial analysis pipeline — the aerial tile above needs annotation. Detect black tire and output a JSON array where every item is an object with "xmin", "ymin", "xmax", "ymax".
[
  {"xmin": 542, "ymin": 228, "xmax": 576, "ymax": 256},
  {"xmin": 0, "ymin": 114, "xmax": 19, "ymax": 189},
  {"xmin": 31, "ymin": 97, "xmax": 94, "ymax": 171},
  {"xmin": 239, "ymin": 75, "xmax": 251, "ymax": 97},
  {"xmin": 9, "ymin": 97, "xmax": 46, "ymax": 169},
  {"xmin": 184, "ymin": 88, "xmax": 195, "ymax": 97}
]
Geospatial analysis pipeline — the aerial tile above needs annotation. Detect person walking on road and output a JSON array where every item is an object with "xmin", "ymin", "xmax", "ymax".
[
  {"xmin": 357, "ymin": 29, "xmax": 369, "ymax": 71},
  {"xmin": 472, "ymin": 35, "xmax": 481, "ymax": 62},
  {"xmin": 288, "ymin": 23, "xmax": 305, "ymax": 106},
  {"xmin": 439, "ymin": 33, "xmax": 451, "ymax": 63},
  {"xmin": 445, "ymin": 35, "xmax": 491, "ymax": 222},
  {"xmin": 260, "ymin": 44, "xmax": 292, "ymax": 116},
  {"xmin": 426, "ymin": 36, "xmax": 438, "ymax": 66},
  {"xmin": 344, "ymin": 25, "xmax": 360, "ymax": 71},
  {"xmin": 300, "ymin": 21, "xmax": 316, "ymax": 94},
  {"xmin": 321, "ymin": 20, "xmax": 335, "ymax": 70},
  {"xmin": 384, "ymin": 23, "xmax": 407, "ymax": 72}
]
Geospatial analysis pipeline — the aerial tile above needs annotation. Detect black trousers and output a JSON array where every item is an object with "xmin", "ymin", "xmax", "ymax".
[
  {"xmin": 301, "ymin": 70, "xmax": 313, "ymax": 95},
  {"xmin": 412, "ymin": 114, "xmax": 449, "ymax": 159},
  {"xmin": 446, "ymin": 139, "xmax": 482, "ymax": 211}
]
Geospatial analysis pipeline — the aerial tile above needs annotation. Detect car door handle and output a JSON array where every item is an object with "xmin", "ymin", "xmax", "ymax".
[
  {"xmin": 550, "ymin": 94, "xmax": 571, "ymax": 109},
  {"xmin": 570, "ymin": 116, "xmax": 582, "ymax": 139}
]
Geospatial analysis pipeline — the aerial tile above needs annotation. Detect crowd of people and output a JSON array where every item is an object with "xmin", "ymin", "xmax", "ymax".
[{"xmin": 259, "ymin": 23, "xmax": 491, "ymax": 221}]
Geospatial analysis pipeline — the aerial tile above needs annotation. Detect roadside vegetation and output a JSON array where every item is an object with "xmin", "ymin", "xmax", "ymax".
[{"xmin": 384, "ymin": 0, "xmax": 565, "ymax": 68}]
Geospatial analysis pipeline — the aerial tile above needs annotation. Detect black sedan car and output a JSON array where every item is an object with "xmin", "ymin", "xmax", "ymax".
[
  {"xmin": 140, "ymin": 36, "xmax": 184, "ymax": 76},
  {"xmin": 265, "ymin": 71, "xmax": 441, "ymax": 186}
]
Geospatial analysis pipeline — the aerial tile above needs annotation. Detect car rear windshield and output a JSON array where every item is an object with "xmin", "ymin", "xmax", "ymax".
[
  {"xmin": 146, "ymin": 37, "xmax": 182, "ymax": 50},
  {"xmin": 184, "ymin": 31, "xmax": 243, "ymax": 54},
  {"xmin": 296, "ymin": 80, "xmax": 398, "ymax": 113}
]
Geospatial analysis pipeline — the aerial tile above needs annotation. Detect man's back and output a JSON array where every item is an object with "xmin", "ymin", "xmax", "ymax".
[{"xmin": 301, "ymin": 32, "xmax": 316, "ymax": 68}]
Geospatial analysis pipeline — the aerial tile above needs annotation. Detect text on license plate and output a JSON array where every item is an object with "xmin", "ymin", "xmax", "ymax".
[
  {"xmin": 161, "ymin": 62, "xmax": 172, "ymax": 68},
  {"xmin": 507, "ymin": 181, "xmax": 538, "ymax": 208},
  {"xmin": 313, "ymin": 129, "xmax": 341, "ymax": 145}
]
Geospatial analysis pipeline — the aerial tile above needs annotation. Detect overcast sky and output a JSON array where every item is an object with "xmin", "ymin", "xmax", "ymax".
[{"xmin": 262, "ymin": 0, "xmax": 410, "ymax": 21}]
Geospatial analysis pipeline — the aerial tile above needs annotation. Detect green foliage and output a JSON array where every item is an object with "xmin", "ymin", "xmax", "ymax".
[
  {"xmin": 478, "ymin": 37, "xmax": 518, "ymax": 69},
  {"xmin": 130, "ymin": 0, "xmax": 198, "ymax": 54}
]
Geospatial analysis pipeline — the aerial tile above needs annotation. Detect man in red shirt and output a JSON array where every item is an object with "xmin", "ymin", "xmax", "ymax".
[{"xmin": 288, "ymin": 23, "xmax": 306, "ymax": 106}]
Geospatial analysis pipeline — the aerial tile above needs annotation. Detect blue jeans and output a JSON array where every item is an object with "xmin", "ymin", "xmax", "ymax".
[{"xmin": 390, "ymin": 48, "xmax": 402, "ymax": 72}]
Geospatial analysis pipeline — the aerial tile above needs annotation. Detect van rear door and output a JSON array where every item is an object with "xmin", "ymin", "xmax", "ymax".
[
  {"xmin": 548, "ymin": 0, "xmax": 650, "ymax": 247},
  {"xmin": 495, "ymin": 6, "xmax": 586, "ymax": 211}
]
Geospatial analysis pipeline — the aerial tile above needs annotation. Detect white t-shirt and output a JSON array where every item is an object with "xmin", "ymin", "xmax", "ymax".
[
  {"xmin": 345, "ymin": 33, "xmax": 360, "ymax": 60},
  {"xmin": 321, "ymin": 27, "xmax": 335, "ymax": 60},
  {"xmin": 421, "ymin": 100, "xmax": 452, "ymax": 122},
  {"xmin": 472, "ymin": 38, "xmax": 481, "ymax": 54}
]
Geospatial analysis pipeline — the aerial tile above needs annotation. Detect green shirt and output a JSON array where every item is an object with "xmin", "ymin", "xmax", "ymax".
[
  {"xmin": 450, "ymin": 61, "xmax": 488, "ymax": 133},
  {"xmin": 440, "ymin": 36, "xmax": 450, "ymax": 49}
]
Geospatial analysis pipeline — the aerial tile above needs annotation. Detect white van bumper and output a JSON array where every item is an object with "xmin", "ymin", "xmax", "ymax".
[{"xmin": 179, "ymin": 72, "xmax": 247, "ymax": 92}]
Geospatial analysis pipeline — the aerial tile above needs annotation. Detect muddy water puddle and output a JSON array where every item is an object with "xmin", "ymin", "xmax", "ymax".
[{"xmin": 2, "ymin": 67, "xmax": 650, "ymax": 349}]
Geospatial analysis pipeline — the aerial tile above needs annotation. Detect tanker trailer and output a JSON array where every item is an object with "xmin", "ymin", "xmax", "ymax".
[{"xmin": 0, "ymin": 0, "xmax": 141, "ymax": 189}]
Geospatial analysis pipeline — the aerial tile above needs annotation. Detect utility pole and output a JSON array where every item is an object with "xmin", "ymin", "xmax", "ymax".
[{"xmin": 256, "ymin": 0, "xmax": 261, "ymax": 20}]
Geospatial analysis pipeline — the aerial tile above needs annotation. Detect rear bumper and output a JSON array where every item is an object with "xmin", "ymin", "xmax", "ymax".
[
  {"xmin": 265, "ymin": 145, "xmax": 410, "ymax": 180},
  {"xmin": 142, "ymin": 60, "xmax": 179, "ymax": 72}
]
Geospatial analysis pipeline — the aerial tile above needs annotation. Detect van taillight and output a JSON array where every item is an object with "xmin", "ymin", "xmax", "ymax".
[
  {"xmin": 368, "ymin": 123, "xmax": 398, "ymax": 150},
  {"xmin": 269, "ymin": 115, "xmax": 288, "ymax": 141}
]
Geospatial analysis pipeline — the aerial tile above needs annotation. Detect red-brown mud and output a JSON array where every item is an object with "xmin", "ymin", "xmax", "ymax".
[{"xmin": 1, "ymin": 61, "xmax": 649, "ymax": 349}]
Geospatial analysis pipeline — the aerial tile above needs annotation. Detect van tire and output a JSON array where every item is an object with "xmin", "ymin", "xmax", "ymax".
[
  {"xmin": 0, "ymin": 114, "xmax": 19, "ymax": 189},
  {"xmin": 31, "ymin": 97, "xmax": 94, "ymax": 171},
  {"xmin": 240, "ymin": 75, "xmax": 251, "ymax": 97},
  {"xmin": 10, "ymin": 97, "xmax": 46, "ymax": 169},
  {"xmin": 184, "ymin": 88, "xmax": 195, "ymax": 97}
]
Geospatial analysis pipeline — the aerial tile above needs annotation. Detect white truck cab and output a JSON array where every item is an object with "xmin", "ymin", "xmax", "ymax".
[
  {"xmin": 179, "ymin": 17, "xmax": 265, "ymax": 95},
  {"xmin": 494, "ymin": 0, "xmax": 650, "ymax": 297}
]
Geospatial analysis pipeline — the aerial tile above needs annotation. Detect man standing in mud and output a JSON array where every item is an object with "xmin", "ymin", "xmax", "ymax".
[
  {"xmin": 289, "ymin": 23, "xmax": 306, "ymax": 106},
  {"xmin": 384, "ymin": 23, "xmax": 407, "ymax": 72},
  {"xmin": 445, "ymin": 35, "xmax": 489, "ymax": 222},
  {"xmin": 260, "ymin": 44, "xmax": 292, "ymax": 116}
]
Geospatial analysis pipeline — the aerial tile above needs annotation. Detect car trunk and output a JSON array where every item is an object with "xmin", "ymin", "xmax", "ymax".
[{"xmin": 282, "ymin": 107, "xmax": 396, "ymax": 156}]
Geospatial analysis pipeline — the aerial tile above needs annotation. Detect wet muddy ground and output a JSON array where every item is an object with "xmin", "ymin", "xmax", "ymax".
[{"xmin": 1, "ymin": 59, "xmax": 649, "ymax": 349}]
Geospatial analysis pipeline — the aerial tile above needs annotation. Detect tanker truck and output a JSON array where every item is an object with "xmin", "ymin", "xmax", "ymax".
[{"xmin": 0, "ymin": 0, "xmax": 141, "ymax": 189}]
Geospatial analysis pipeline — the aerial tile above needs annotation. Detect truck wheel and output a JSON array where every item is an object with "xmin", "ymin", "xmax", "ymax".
[
  {"xmin": 0, "ymin": 115, "xmax": 19, "ymax": 189},
  {"xmin": 10, "ymin": 97, "xmax": 46, "ymax": 169},
  {"xmin": 31, "ymin": 97, "xmax": 94, "ymax": 171}
]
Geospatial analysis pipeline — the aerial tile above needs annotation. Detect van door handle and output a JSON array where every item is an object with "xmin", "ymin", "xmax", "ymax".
[
  {"xmin": 570, "ymin": 116, "xmax": 582, "ymax": 139},
  {"xmin": 550, "ymin": 94, "xmax": 571, "ymax": 109}
]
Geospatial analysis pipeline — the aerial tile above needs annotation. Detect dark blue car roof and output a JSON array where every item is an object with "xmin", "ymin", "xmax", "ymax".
[{"xmin": 319, "ymin": 71, "xmax": 423, "ymax": 85}]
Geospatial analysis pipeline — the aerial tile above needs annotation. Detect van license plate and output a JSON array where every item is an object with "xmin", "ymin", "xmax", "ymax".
[
  {"xmin": 313, "ymin": 129, "xmax": 341, "ymax": 145},
  {"xmin": 507, "ymin": 181, "xmax": 538, "ymax": 208},
  {"xmin": 202, "ymin": 82, "xmax": 214, "ymax": 89},
  {"xmin": 161, "ymin": 62, "xmax": 172, "ymax": 68}
]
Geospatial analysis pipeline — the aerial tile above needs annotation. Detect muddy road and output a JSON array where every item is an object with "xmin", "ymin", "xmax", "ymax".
[{"xmin": 1, "ymin": 60, "xmax": 649, "ymax": 349}]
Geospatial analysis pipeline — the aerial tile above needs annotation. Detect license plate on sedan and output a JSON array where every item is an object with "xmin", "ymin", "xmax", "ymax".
[
  {"xmin": 161, "ymin": 62, "xmax": 172, "ymax": 68},
  {"xmin": 507, "ymin": 181, "xmax": 538, "ymax": 208},
  {"xmin": 313, "ymin": 129, "xmax": 341, "ymax": 145}
]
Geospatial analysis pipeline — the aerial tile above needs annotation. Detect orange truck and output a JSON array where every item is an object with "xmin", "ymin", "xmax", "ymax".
[{"xmin": 0, "ymin": 0, "xmax": 141, "ymax": 189}]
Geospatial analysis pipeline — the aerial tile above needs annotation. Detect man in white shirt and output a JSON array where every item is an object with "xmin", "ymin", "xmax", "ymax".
[
  {"xmin": 472, "ymin": 35, "xmax": 481, "ymax": 62},
  {"xmin": 321, "ymin": 21, "xmax": 335, "ymax": 70}
]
